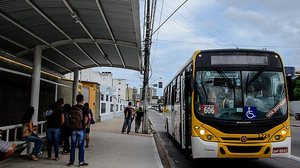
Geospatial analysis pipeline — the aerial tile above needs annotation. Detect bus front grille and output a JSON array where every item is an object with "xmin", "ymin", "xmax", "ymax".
[
  {"xmin": 221, "ymin": 137, "xmax": 266, "ymax": 141},
  {"xmin": 227, "ymin": 146, "xmax": 262, "ymax": 153}
]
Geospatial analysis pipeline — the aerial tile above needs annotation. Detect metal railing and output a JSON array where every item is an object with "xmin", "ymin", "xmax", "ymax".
[{"xmin": 0, "ymin": 121, "xmax": 47, "ymax": 141}]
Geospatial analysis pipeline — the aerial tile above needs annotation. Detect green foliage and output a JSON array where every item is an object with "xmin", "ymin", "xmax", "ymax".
[{"xmin": 293, "ymin": 77, "xmax": 300, "ymax": 100}]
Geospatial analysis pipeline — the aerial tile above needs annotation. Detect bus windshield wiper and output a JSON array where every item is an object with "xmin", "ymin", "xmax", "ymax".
[
  {"xmin": 246, "ymin": 68, "xmax": 265, "ymax": 87},
  {"xmin": 216, "ymin": 68, "xmax": 235, "ymax": 89}
]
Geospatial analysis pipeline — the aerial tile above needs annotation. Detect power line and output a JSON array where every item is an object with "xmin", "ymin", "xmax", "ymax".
[
  {"xmin": 151, "ymin": 0, "xmax": 188, "ymax": 36},
  {"xmin": 154, "ymin": 39, "xmax": 300, "ymax": 48}
]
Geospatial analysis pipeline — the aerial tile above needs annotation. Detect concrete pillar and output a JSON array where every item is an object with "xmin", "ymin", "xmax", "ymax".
[
  {"xmin": 30, "ymin": 45, "xmax": 42, "ymax": 125},
  {"xmin": 28, "ymin": 45, "xmax": 41, "ymax": 156},
  {"xmin": 55, "ymin": 84, "xmax": 58, "ymax": 101},
  {"xmin": 72, "ymin": 69, "xmax": 79, "ymax": 105}
]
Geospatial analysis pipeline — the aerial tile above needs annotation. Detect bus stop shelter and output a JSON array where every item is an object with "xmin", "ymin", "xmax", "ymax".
[{"xmin": 0, "ymin": 0, "xmax": 141, "ymax": 124}]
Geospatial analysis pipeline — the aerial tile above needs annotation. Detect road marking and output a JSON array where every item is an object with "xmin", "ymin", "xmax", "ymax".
[{"xmin": 290, "ymin": 155, "xmax": 300, "ymax": 162}]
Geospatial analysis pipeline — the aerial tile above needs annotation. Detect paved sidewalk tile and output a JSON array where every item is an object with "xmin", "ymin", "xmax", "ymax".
[{"xmin": 0, "ymin": 117, "xmax": 163, "ymax": 168}]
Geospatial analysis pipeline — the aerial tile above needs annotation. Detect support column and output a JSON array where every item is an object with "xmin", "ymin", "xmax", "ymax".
[
  {"xmin": 29, "ymin": 45, "xmax": 42, "ymax": 156},
  {"xmin": 30, "ymin": 45, "xmax": 42, "ymax": 125},
  {"xmin": 55, "ymin": 84, "xmax": 58, "ymax": 101},
  {"xmin": 72, "ymin": 68, "xmax": 79, "ymax": 105}
]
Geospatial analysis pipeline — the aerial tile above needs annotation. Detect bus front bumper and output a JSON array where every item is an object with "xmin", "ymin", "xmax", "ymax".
[{"xmin": 191, "ymin": 137, "xmax": 291, "ymax": 159}]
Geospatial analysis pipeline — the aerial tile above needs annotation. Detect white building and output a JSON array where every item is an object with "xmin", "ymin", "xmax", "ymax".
[{"xmin": 64, "ymin": 69, "xmax": 127, "ymax": 121}]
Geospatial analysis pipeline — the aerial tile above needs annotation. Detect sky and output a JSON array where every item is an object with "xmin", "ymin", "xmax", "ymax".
[{"xmin": 94, "ymin": 0, "xmax": 300, "ymax": 96}]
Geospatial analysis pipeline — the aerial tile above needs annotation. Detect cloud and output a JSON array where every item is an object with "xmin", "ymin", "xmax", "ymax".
[{"xmin": 93, "ymin": 0, "xmax": 300, "ymax": 97}]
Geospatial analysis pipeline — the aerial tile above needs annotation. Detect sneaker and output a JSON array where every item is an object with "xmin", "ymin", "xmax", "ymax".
[
  {"xmin": 67, "ymin": 162, "xmax": 74, "ymax": 166},
  {"xmin": 78, "ymin": 162, "xmax": 89, "ymax": 167}
]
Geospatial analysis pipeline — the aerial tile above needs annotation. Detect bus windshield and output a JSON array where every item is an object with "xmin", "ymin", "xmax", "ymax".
[{"xmin": 194, "ymin": 70, "xmax": 287, "ymax": 121}]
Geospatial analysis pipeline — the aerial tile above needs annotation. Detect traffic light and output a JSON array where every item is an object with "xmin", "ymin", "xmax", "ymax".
[{"xmin": 158, "ymin": 82, "xmax": 163, "ymax": 88}]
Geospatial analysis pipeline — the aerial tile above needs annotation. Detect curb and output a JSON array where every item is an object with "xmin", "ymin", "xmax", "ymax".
[
  {"xmin": 148, "ymin": 119, "xmax": 175, "ymax": 168},
  {"xmin": 291, "ymin": 124, "xmax": 300, "ymax": 127}
]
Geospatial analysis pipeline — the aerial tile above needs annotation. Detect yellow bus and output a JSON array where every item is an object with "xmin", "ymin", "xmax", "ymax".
[{"xmin": 163, "ymin": 49, "xmax": 290, "ymax": 159}]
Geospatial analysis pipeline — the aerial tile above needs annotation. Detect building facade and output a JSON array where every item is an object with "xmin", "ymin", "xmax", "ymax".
[{"xmin": 64, "ymin": 69, "xmax": 129, "ymax": 121}]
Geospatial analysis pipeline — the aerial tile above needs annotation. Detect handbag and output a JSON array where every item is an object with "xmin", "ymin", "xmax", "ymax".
[
  {"xmin": 90, "ymin": 116, "xmax": 95, "ymax": 124},
  {"xmin": 22, "ymin": 124, "xmax": 31, "ymax": 137}
]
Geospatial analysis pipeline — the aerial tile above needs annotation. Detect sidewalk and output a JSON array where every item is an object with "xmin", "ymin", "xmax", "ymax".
[{"xmin": 0, "ymin": 117, "xmax": 163, "ymax": 168}]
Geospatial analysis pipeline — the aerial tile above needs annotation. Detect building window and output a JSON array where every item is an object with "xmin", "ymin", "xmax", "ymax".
[
  {"xmin": 101, "ymin": 94, "xmax": 104, "ymax": 101},
  {"xmin": 120, "ymin": 105, "xmax": 123, "ymax": 111},
  {"xmin": 116, "ymin": 105, "xmax": 119, "ymax": 111},
  {"xmin": 110, "ymin": 104, "xmax": 114, "ymax": 112},
  {"xmin": 106, "ymin": 95, "xmax": 109, "ymax": 101},
  {"xmin": 101, "ymin": 103, "xmax": 106, "ymax": 113},
  {"xmin": 110, "ymin": 96, "xmax": 112, "ymax": 102}
]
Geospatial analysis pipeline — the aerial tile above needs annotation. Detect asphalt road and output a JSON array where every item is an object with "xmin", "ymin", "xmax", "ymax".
[{"xmin": 149, "ymin": 110, "xmax": 300, "ymax": 168}]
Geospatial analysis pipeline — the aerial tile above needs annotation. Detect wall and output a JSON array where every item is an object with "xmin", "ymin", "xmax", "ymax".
[
  {"xmin": 0, "ymin": 61, "xmax": 73, "ymax": 127},
  {"xmin": 81, "ymin": 81, "xmax": 100, "ymax": 121}
]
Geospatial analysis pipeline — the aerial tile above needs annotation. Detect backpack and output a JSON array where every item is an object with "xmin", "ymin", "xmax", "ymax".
[{"xmin": 68, "ymin": 106, "xmax": 83, "ymax": 130}]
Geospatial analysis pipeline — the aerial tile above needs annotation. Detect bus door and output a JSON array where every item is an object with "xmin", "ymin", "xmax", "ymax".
[
  {"xmin": 184, "ymin": 71, "xmax": 192, "ymax": 152},
  {"xmin": 174, "ymin": 75, "xmax": 182, "ymax": 144},
  {"xmin": 180, "ymin": 73, "xmax": 185, "ymax": 149}
]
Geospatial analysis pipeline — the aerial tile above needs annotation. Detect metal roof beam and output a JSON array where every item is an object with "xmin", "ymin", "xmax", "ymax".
[
  {"xmin": 96, "ymin": 0, "xmax": 126, "ymax": 68},
  {"xmin": 26, "ymin": 0, "xmax": 100, "ymax": 67},
  {"xmin": 62, "ymin": 0, "xmax": 112, "ymax": 67},
  {"xmin": 16, "ymin": 39, "xmax": 138, "ymax": 60},
  {"xmin": 0, "ymin": 35, "xmax": 29, "ymax": 50},
  {"xmin": 0, "ymin": 12, "xmax": 84, "ymax": 69}
]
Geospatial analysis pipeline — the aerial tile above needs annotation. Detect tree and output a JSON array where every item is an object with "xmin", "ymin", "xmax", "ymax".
[{"xmin": 293, "ymin": 77, "xmax": 300, "ymax": 100}]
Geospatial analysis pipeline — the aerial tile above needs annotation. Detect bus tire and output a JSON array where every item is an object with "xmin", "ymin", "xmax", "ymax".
[{"xmin": 166, "ymin": 120, "xmax": 172, "ymax": 138}]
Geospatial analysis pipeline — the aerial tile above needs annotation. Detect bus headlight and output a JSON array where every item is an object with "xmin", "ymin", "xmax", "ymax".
[
  {"xmin": 200, "ymin": 129, "xmax": 205, "ymax": 135},
  {"xmin": 280, "ymin": 130, "xmax": 286, "ymax": 135},
  {"xmin": 275, "ymin": 135, "xmax": 281, "ymax": 141},
  {"xmin": 270, "ymin": 129, "xmax": 288, "ymax": 142},
  {"xmin": 194, "ymin": 125, "xmax": 218, "ymax": 142}
]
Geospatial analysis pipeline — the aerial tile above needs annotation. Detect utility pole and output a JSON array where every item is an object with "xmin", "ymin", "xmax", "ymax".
[
  {"xmin": 142, "ymin": 0, "xmax": 151, "ymax": 134},
  {"xmin": 126, "ymin": 84, "xmax": 129, "ymax": 102}
]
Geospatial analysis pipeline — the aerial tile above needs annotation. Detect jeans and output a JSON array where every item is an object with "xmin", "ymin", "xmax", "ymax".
[
  {"xmin": 46, "ymin": 128, "xmax": 61, "ymax": 158},
  {"xmin": 62, "ymin": 126, "xmax": 71, "ymax": 152},
  {"xmin": 121, "ymin": 117, "xmax": 132, "ymax": 133},
  {"xmin": 135, "ymin": 119, "xmax": 142, "ymax": 132},
  {"xmin": 26, "ymin": 135, "xmax": 44, "ymax": 156},
  {"xmin": 70, "ymin": 129, "xmax": 86, "ymax": 164}
]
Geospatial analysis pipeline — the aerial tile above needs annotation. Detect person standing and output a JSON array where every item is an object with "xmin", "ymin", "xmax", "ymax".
[
  {"xmin": 121, "ymin": 102, "xmax": 134, "ymax": 134},
  {"xmin": 135, "ymin": 107, "xmax": 144, "ymax": 133},
  {"xmin": 84, "ymin": 103, "xmax": 94, "ymax": 148},
  {"xmin": 21, "ymin": 106, "xmax": 44, "ymax": 161},
  {"xmin": 67, "ymin": 94, "xmax": 90, "ymax": 167},
  {"xmin": 46, "ymin": 102, "xmax": 64, "ymax": 161},
  {"xmin": 62, "ymin": 103, "xmax": 71, "ymax": 154}
]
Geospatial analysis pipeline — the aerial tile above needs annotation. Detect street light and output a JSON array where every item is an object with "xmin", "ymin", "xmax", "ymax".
[{"xmin": 150, "ymin": 77, "xmax": 162, "ymax": 87}]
